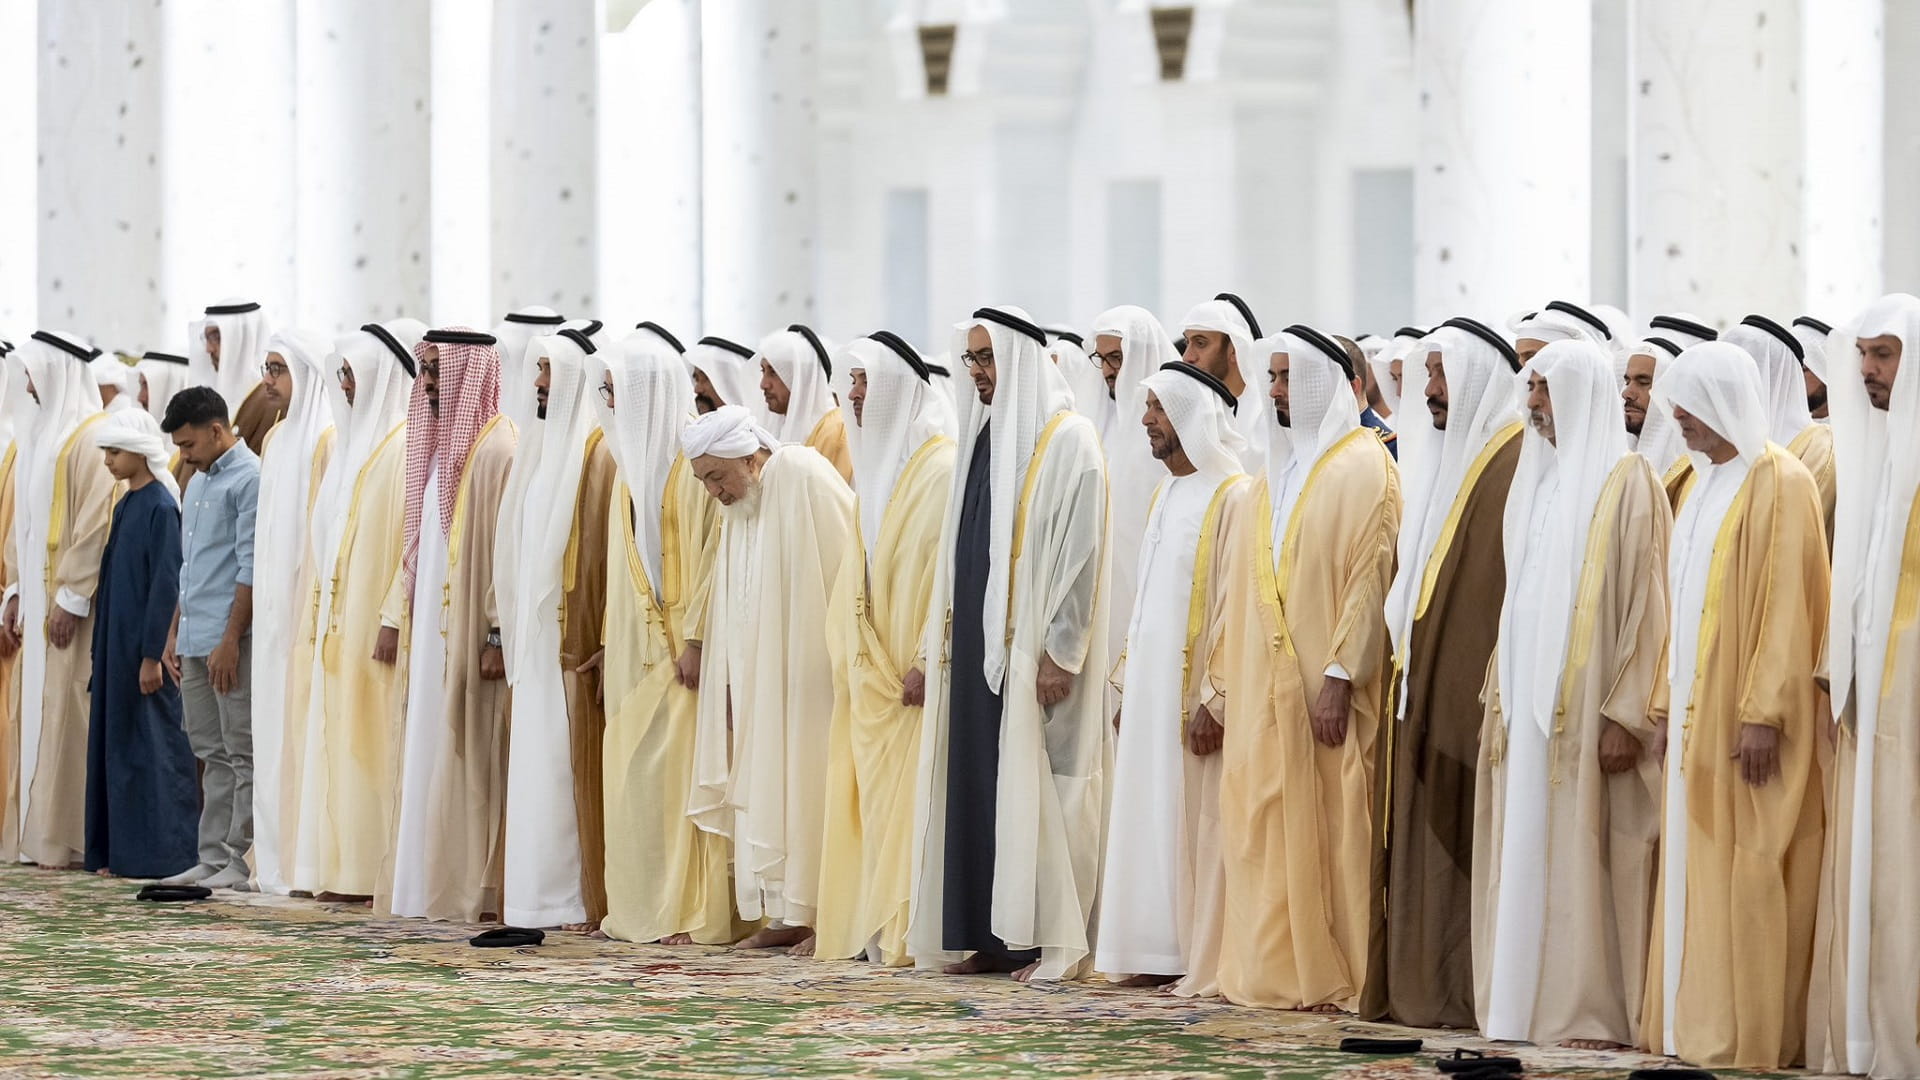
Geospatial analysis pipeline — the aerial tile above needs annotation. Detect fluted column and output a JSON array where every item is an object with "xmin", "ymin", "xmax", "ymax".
[
  {"xmin": 1414, "ymin": 0, "xmax": 1591, "ymax": 323},
  {"xmin": 1889, "ymin": 0, "xmax": 1920, "ymax": 298},
  {"xmin": 428, "ymin": 0, "xmax": 491, "ymax": 327},
  {"xmin": 294, "ymin": 0, "xmax": 433, "ymax": 332},
  {"xmin": 38, "ymin": 1, "xmax": 167, "ymax": 348},
  {"xmin": 700, "ymin": 0, "xmax": 819, "ymax": 337},
  {"xmin": 1803, "ymin": 0, "xmax": 1883, "ymax": 317},
  {"xmin": 597, "ymin": 0, "xmax": 702, "ymax": 331},
  {"xmin": 491, "ymin": 0, "xmax": 599, "ymax": 316},
  {"xmin": 0, "ymin": 4, "xmax": 36, "ymax": 334},
  {"xmin": 1629, "ymin": 0, "xmax": 1802, "ymax": 323},
  {"xmin": 160, "ymin": 0, "xmax": 296, "ymax": 339}
]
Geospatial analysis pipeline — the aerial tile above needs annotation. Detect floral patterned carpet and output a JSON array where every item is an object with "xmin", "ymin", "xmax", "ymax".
[{"xmin": 0, "ymin": 865, "xmax": 1813, "ymax": 1078}]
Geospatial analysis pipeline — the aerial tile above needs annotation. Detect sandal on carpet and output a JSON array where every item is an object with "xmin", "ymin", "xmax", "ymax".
[
  {"xmin": 1627, "ymin": 1071, "xmax": 1713, "ymax": 1080},
  {"xmin": 469, "ymin": 928, "xmax": 545, "ymax": 948},
  {"xmin": 135, "ymin": 885, "xmax": 213, "ymax": 902},
  {"xmin": 1340, "ymin": 1037, "xmax": 1425, "ymax": 1055},
  {"xmin": 1437, "ymin": 1049, "xmax": 1523, "ymax": 1073}
]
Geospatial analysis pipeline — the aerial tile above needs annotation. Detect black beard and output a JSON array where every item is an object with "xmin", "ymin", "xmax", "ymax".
[
  {"xmin": 1274, "ymin": 407, "xmax": 1291, "ymax": 428},
  {"xmin": 1807, "ymin": 389, "xmax": 1828, "ymax": 413},
  {"xmin": 428, "ymin": 398, "xmax": 439, "ymax": 418},
  {"xmin": 536, "ymin": 402, "xmax": 548, "ymax": 420},
  {"xmin": 694, "ymin": 395, "xmax": 718, "ymax": 414}
]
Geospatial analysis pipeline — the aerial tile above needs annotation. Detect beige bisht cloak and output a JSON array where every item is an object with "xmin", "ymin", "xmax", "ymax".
[
  {"xmin": 272, "ymin": 426, "xmax": 336, "ymax": 888},
  {"xmin": 814, "ymin": 436, "xmax": 956, "ymax": 963},
  {"xmin": 1786, "ymin": 423, "xmax": 1835, "ymax": 544},
  {"xmin": 687, "ymin": 442, "xmax": 855, "ymax": 929},
  {"xmin": 806, "ymin": 409, "xmax": 853, "ymax": 486},
  {"xmin": 302, "ymin": 423, "xmax": 408, "ymax": 895},
  {"xmin": 907, "ymin": 316, "xmax": 1112, "ymax": 981},
  {"xmin": 377, "ymin": 416, "xmax": 517, "ymax": 921},
  {"xmin": 0, "ymin": 442, "xmax": 19, "ymax": 861},
  {"xmin": 1640, "ymin": 447, "xmax": 1827, "ymax": 1068},
  {"xmin": 599, "ymin": 459, "xmax": 736, "ymax": 943},
  {"xmin": 1214, "ymin": 429, "xmax": 1398, "ymax": 1009},
  {"xmin": 1472, "ymin": 455, "xmax": 1671, "ymax": 1045},
  {"xmin": 559, "ymin": 434, "xmax": 614, "ymax": 923},
  {"xmin": 9, "ymin": 414, "xmax": 115, "ymax": 868}
]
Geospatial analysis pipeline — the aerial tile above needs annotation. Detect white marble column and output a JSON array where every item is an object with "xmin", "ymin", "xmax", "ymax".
[
  {"xmin": 700, "ymin": 0, "xmax": 819, "ymax": 336},
  {"xmin": 294, "ymin": 0, "xmax": 433, "ymax": 333},
  {"xmin": 38, "ymin": 1, "xmax": 167, "ymax": 348},
  {"xmin": 160, "ymin": 0, "xmax": 296, "ymax": 340},
  {"xmin": 428, "ymin": 0, "xmax": 491, "ymax": 327},
  {"xmin": 0, "ymin": 3, "xmax": 37, "ymax": 334},
  {"xmin": 1414, "ymin": 0, "xmax": 1592, "ymax": 324},
  {"xmin": 492, "ymin": 0, "xmax": 599, "ymax": 317},
  {"xmin": 1888, "ymin": 0, "xmax": 1920, "ymax": 298},
  {"xmin": 1803, "ymin": 0, "xmax": 1883, "ymax": 318},
  {"xmin": 597, "ymin": 0, "xmax": 702, "ymax": 331},
  {"xmin": 1629, "ymin": 0, "xmax": 1801, "ymax": 324}
]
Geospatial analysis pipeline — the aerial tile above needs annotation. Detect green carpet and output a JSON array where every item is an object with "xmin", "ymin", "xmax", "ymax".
[{"xmin": 0, "ymin": 865, "xmax": 1811, "ymax": 1078}]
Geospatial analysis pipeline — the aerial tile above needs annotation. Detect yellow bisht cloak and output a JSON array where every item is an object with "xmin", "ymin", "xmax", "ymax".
[{"xmin": 814, "ymin": 437, "xmax": 955, "ymax": 963}]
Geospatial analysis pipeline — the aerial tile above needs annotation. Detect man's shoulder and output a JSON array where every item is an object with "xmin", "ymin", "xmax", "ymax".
[
  {"xmin": 1036, "ymin": 410, "xmax": 1103, "ymax": 467},
  {"xmin": 768, "ymin": 444, "xmax": 849, "ymax": 489}
]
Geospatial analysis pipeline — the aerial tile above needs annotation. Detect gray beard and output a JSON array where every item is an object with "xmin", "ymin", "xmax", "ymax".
[{"xmin": 717, "ymin": 480, "xmax": 765, "ymax": 524}]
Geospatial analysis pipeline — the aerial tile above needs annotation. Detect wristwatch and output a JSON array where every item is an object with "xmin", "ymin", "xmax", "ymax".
[{"xmin": 485, "ymin": 628, "xmax": 502, "ymax": 649}]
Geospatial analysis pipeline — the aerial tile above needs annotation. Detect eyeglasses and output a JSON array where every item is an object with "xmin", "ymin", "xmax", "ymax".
[
  {"xmin": 597, "ymin": 384, "xmax": 615, "ymax": 407},
  {"xmin": 261, "ymin": 361, "xmax": 290, "ymax": 379},
  {"xmin": 1091, "ymin": 349, "xmax": 1124, "ymax": 372},
  {"xmin": 336, "ymin": 365, "xmax": 355, "ymax": 386},
  {"xmin": 961, "ymin": 348, "xmax": 995, "ymax": 369}
]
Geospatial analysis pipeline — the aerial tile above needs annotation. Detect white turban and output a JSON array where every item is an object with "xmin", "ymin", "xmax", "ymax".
[
  {"xmin": 89, "ymin": 353, "xmax": 137, "ymax": 411},
  {"xmin": 681, "ymin": 403, "xmax": 778, "ymax": 460},
  {"xmin": 95, "ymin": 408, "xmax": 181, "ymax": 506}
]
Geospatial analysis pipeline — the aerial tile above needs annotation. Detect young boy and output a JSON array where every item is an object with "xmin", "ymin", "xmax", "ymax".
[{"xmin": 85, "ymin": 410, "xmax": 197, "ymax": 878}]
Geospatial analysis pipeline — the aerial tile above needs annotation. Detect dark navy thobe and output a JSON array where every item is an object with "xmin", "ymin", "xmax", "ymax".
[{"xmin": 84, "ymin": 481, "xmax": 197, "ymax": 878}]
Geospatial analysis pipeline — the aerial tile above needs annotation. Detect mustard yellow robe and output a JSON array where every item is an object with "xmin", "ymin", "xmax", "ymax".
[
  {"xmin": 1216, "ymin": 430, "xmax": 1399, "ymax": 1011},
  {"xmin": 0, "ymin": 443, "xmax": 19, "ymax": 860},
  {"xmin": 814, "ymin": 437, "xmax": 955, "ymax": 963},
  {"xmin": 598, "ymin": 458, "xmax": 737, "ymax": 943},
  {"xmin": 1641, "ymin": 447, "xmax": 1828, "ymax": 1068},
  {"xmin": 807, "ymin": 409, "xmax": 854, "ymax": 486}
]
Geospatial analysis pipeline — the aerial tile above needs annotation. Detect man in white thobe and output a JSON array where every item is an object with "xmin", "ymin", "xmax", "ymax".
[{"xmin": 1094, "ymin": 361, "xmax": 1245, "ymax": 986}]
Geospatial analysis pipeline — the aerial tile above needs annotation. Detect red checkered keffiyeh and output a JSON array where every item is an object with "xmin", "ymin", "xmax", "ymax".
[{"xmin": 401, "ymin": 328, "xmax": 502, "ymax": 592}]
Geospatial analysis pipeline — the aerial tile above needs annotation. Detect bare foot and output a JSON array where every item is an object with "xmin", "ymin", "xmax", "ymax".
[
  {"xmin": 788, "ymin": 936, "xmax": 817, "ymax": 958},
  {"xmin": 1115, "ymin": 974, "xmax": 1179, "ymax": 988},
  {"xmin": 588, "ymin": 928, "xmax": 611, "ymax": 941},
  {"xmin": 660, "ymin": 933, "xmax": 694, "ymax": 946},
  {"xmin": 94, "ymin": 868, "xmax": 113, "ymax": 878},
  {"xmin": 941, "ymin": 952, "xmax": 1028, "ymax": 976},
  {"xmin": 479, "ymin": 912, "xmax": 500, "ymax": 922},
  {"xmin": 1298, "ymin": 1003, "xmax": 1346, "ymax": 1014},
  {"xmin": 732, "ymin": 926, "xmax": 813, "ymax": 950},
  {"xmin": 1012, "ymin": 961, "xmax": 1042, "ymax": 984},
  {"xmin": 315, "ymin": 892, "xmax": 372, "ymax": 904},
  {"xmin": 1562, "ymin": 1039, "xmax": 1628, "ymax": 1051},
  {"xmin": 560, "ymin": 921, "xmax": 599, "ymax": 934}
]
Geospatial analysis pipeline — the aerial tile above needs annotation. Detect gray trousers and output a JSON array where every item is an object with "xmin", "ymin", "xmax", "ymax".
[{"xmin": 180, "ymin": 636, "xmax": 253, "ymax": 871}]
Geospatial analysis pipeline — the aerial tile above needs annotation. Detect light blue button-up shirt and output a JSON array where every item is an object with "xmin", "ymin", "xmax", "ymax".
[{"xmin": 177, "ymin": 440, "xmax": 259, "ymax": 658}]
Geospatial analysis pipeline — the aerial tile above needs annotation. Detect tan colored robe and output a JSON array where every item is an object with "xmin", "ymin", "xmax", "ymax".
[
  {"xmin": 1362, "ymin": 424, "xmax": 1521, "ymax": 1028},
  {"xmin": 377, "ymin": 417, "xmax": 517, "ymax": 922},
  {"xmin": 598, "ymin": 458, "xmax": 738, "ymax": 944},
  {"xmin": 304, "ymin": 423, "xmax": 409, "ymax": 896},
  {"xmin": 560, "ymin": 434, "xmax": 614, "ymax": 924},
  {"xmin": 814, "ymin": 437, "xmax": 955, "ymax": 963},
  {"xmin": 1640, "ymin": 447, "xmax": 1827, "ymax": 1068},
  {"xmin": 1787, "ymin": 423, "xmax": 1835, "ymax": 546},
  {"xmin": 1215, "ymin": 431, "xmax": 1399, "ymax": 1010},
  {"xmin": 0, "ymin": 443, "xmax": 18, "ymax": 861},
  {"xmin": 1472, "ymin": 455, "xmax": 1671, "ymax": 1046},
  {"xmin": 806, "ymin": 409, "xmax": 854, "ymax": 486}
]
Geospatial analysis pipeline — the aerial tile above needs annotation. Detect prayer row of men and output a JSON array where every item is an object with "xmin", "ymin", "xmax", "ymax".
[{"xmin": 0, "ymin": 291, "xmax": 1911, "ymax": 1074}]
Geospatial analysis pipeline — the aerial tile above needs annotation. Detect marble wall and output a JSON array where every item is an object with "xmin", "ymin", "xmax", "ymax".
[{"xmin": 492, "ymin": 0, "xmax": 599, "ymax": 317}]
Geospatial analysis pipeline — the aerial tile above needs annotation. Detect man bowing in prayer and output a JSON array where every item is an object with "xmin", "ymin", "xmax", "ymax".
[
  {"xmin": 594, "ymin": 333, "xmax": 736, "ymax": 947},
  {"xmin": 297, "ymin": 320, "xmax": 421, "ymax": 903},
  {"xmin": 250, "ymin": 330, "xmax": 337, "ymax": 895},
  {"xmin": 908, "ymin": 306, "xmax": 1110, "ymax": 983},
  {"xmin": 758, "ymin": 325, "xmax": 853, "ymax": 483},
  {"xmin": 1807, "ymin": 293, "xmax": 1920, "ymax": 1080},
  {"xmin": 1640, "ymin": 342, "xmax": 1827, "ymax": 1069},
  {"xmin": 2, "ymin": 331, "xmax": 116, "ymax": 870},
  {"xmin": 85, "ymin": 411, "xmax": 195, "ymax": 881},
  {"xmin": 682, "ymin": 405, "xmax": 854, "ymax": 953},
  {"xmin": 813, "ymin": 332, "xmax": 955, "ymax": 965},
  {"xmin": 381, "ymin": 328, "xmax": 516, "ymax": 923},
  {"xmin": 1093, "ymin": 358, "xmax": 1248, "ymax": 991},
  {"xmin": 1210, "ymin": 326, "xmax": 1398, "ymax": 1011},
  {"xmin": 1364, "ymin": 318, "xmax": 1524, "ymax": 1029},
  {"xmin": 496, "ymin": 327, "xmax": 614, "ymax": 932},
  {"xmin": 1472, "ymin": 340, "xmax": 1671, "ymax": 1051}
]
